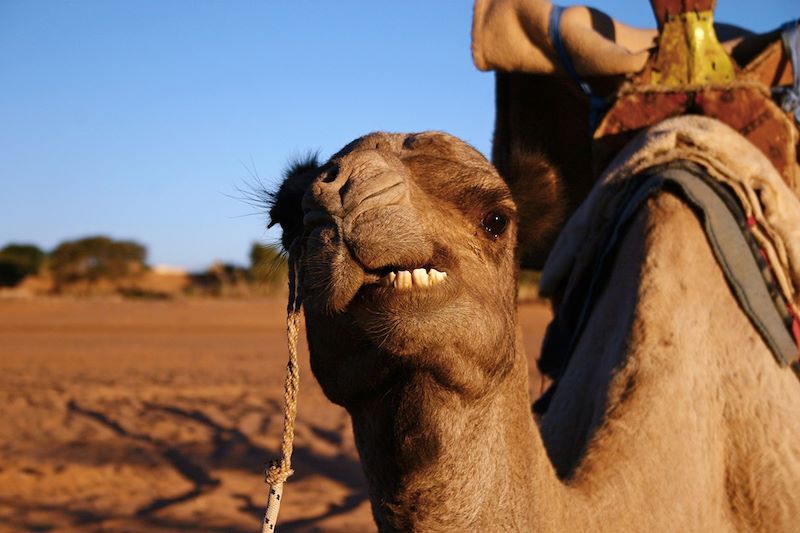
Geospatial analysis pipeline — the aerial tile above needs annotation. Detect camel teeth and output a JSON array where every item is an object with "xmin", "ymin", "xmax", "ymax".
[
  {"xmin": 378, "ymin": 268, "xmax": 446, "ymax": 290},
  {"xmin": 412, "ymin": 268, "xmax": 430, "ymax": 288},
  {"xmin": 379, "ymin": 271, "xmax": 396, "ymax": 287},
  {"xmin": 395, "ymin": 270, "xmax": 412, "ymax": 290}
]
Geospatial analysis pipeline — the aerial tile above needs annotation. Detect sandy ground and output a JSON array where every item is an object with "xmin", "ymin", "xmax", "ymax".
[{"xmin": 0, "ymin": 297, "xmax": 551, "ymax": 533}]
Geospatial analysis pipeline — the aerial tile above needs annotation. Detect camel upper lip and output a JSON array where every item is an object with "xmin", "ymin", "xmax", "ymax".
[{"xmin": 297, "ymin": 214, "xmax": 454, "ymax": 305}]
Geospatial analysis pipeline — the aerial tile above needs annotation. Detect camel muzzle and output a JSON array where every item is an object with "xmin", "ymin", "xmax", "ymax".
[{"xmin": 301, "ymin": 148, "xmax": 434, "ymax": 272}]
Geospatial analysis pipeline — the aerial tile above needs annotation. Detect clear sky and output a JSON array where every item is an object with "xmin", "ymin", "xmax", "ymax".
[{"xmin": 1, "ymin": 1, "xmax": 796, "ymax": 270}]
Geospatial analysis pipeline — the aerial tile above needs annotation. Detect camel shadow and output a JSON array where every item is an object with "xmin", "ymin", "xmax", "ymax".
[{"xmin": 62, "ymin": 398, "xmax": 368, "ymax": 530}]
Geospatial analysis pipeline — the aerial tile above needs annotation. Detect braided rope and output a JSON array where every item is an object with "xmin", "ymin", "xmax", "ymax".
[{"xmin": 262, "ymin": 242, "xmax": 303, "ymax": 533}]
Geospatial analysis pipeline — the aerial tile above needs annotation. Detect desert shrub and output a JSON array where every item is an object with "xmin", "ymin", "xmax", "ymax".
[
  {"xmin": 186, "ymin": 262, "xmax": 251, "ymax": 297},
  {"xmin": 518, "ymin": 269, "xmax": 543, "ymax": 302},
  {"xmin": 0, "ymin": 243, "xmax": 46, "ymax": 287},
  {"xmin": 117, "ymin": 287, "xmax": 171, "ymax": 300},
  {"xmin": 249, "ymin": 242, "xmax": 287, "ymax": 287},
  {"xmin": 518, "ymin": 269, "xmax": 542, "ymax": 287},
  {"xmin": 49, "ymin": 236, "xmax": 146, "ymax": 286}
]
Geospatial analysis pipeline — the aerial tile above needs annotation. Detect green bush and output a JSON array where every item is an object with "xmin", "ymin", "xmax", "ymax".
[
  {"xmin": 249, "ymin": 242, "xmax": 287, "ymax": 287},
  {"xmin": 518, "ymin": 269, "xmax": 542, "ymax": 287},
  {"xmin": 0, "ymin": 243, "xmax": 45, "ymax": 287},
  {"xmin": 518, "ymin": 269, "xmax": 543, "ymax": 302},
  {"xmin": 49, "ymin": 236, "xmax": 146, "ymax": 285}
]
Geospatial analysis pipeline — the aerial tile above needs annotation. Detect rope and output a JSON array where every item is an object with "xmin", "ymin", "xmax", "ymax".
[{"xmin": 262, "ymin": 241, "xmax": 303, "ymax": 533}]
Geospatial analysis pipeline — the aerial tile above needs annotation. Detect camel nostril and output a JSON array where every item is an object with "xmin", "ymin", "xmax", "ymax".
[{"xmin": 321, "ymin": 167, "xmax": 339, "ymax": 183}]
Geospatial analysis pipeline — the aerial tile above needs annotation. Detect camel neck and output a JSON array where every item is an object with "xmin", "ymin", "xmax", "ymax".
[{"xmin": 349, "ymin": 334, "xmax": 565, "ymax": 532}]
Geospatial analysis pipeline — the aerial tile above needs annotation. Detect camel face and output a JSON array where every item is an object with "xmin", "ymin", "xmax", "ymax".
[{"xmin": 271, "ymin": 131, "xmax": 520, "ymax": 403}]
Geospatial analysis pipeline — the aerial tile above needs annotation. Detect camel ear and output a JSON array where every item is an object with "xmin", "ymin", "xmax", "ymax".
[
  {"xmin": 268, "ymin": 154, "xmax": 321, "ymax": 251},
  {"xmin": 497, "ymin": 144, "xmax": 566, "ymax": 270}
]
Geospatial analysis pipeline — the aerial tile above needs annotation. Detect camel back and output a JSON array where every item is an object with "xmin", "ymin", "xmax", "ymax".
[{"xmin": 475, "ymin": 0, "xmax": 800, "ymax": 195}]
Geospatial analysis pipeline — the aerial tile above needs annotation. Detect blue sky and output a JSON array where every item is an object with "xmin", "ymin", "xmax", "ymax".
[{"xmin": 0, "ymin": 1, "xmax": 796, "ymax": 269}]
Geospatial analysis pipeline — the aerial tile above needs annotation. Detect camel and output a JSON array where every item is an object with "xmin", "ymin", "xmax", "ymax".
[{"xmin": 268, "ymin": 129, "xmax": 800, "ymax": 531}]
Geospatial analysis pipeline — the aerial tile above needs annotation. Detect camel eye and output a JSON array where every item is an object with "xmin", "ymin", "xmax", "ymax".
[{"xmin": 481, "ymin": 211, "xmax": 508, "ymax": 238}]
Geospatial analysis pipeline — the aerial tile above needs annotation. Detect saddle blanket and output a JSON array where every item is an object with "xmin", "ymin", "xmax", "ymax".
[{"xmin": 536, "ymin": 116, "xmax": 800, "ymax": 412}]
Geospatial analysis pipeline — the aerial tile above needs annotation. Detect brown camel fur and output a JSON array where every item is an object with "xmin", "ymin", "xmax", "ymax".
[{"xmin": 269, "ymin": 131, "xmax": 800, "ymax": 531}]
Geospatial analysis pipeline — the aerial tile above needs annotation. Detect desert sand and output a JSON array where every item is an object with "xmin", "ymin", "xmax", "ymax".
[{"xmin": 0, "ymin": 297, "xmax": 551, "ymax": 532}]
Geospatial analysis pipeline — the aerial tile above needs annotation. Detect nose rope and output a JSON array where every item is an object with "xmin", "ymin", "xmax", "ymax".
[{"xmin": 262, "ymin": 240, "xmax": 303, "ymax": 533}]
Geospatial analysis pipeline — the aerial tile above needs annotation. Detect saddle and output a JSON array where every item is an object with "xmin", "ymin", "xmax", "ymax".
[{"xmin": 472, "ymin": 0, "xmax": 800, "ymax": 192}]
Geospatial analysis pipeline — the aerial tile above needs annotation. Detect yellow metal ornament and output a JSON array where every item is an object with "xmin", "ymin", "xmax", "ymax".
[{"xmin": 650, "ymin": 10, "xmax": 736, "ymax": 86}]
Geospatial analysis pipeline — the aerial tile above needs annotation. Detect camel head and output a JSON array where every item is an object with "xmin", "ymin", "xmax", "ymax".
[{"xmin": 269, "ymin": 132, "xmax": 520, "ymax": 407}]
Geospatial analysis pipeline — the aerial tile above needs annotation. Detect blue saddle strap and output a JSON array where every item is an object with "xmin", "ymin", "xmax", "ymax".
[
  {"xmin": 548, "ymin": 5, "xmax": 607, "ymax": 131},
  {"xmin": 774, "ymin": 19, "xmax": 800, "ymax": 124}
]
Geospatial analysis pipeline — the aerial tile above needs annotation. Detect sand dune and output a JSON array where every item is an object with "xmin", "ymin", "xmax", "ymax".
[{"xmin": 0, "ymin": 297, "xmax": 551, "ymax": 532}]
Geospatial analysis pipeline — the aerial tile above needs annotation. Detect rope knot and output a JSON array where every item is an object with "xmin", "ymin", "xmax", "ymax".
[{"xmin": 265, "ymin": 459, "xmax": 294, "ymax": 486}]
